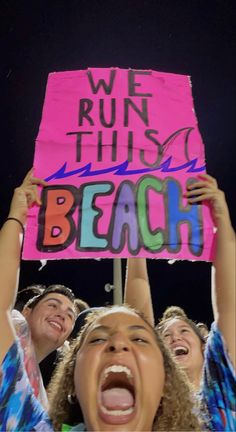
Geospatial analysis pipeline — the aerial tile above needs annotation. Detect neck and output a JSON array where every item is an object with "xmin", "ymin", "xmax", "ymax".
[
  {"xmin": 33, "ymin": 339, "xmax": 54, "ymax": 363},
  {"xmin": 186, "ymin": 367, "xmax": 202, "ymax": 391}
]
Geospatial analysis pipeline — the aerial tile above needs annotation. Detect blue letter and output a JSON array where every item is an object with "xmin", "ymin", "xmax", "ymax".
[
  {"xmin": 164, "ymin": 178, "xmax": 203, "ymax": 256},
  {"xmin": 79, "ymin": 183, "xmax": 113, "ymax": 249}
]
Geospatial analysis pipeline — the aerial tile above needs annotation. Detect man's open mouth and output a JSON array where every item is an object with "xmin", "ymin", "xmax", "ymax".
[{"xmin": 48, "ymin": 320, "xmax": 63, "ymax": 333}]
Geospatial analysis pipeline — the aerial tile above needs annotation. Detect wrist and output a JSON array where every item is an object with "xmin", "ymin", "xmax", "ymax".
[
  {"xmin": 5, "ymin": 217, "xmax": 25, "ymax": 235},
  {"xmin": 7, "ymin": 210, "xmax": 26, "ymax": 226},
  {"xmin": 214, "ymin": 209, "xmax": 231, "ymax": 225}
]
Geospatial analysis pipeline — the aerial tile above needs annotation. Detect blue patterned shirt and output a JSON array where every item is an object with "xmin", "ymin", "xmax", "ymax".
[
  {"xmin": 200, "ymin": 323, "xmax": 236, "ymax": 431},
  {"xmin": 0, "ymin": 340, "xmax": 53, "ymax": 431}
]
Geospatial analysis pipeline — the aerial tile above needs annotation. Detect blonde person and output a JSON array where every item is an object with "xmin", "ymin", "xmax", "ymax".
[
  {"xmin": 48, "ymin": 305, "xmax": 202, "ymax": 431},
  {"xmin": 124, "ymin": 174, "xmax": 236, "ymax": 431}
]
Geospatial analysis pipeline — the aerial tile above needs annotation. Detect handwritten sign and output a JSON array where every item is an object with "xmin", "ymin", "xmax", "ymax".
[{"xmin": 23, "ymin": 68, "xmax": 215, "ymax": 261}]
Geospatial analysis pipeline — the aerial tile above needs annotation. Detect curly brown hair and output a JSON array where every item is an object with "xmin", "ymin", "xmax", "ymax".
[{"xmin": 48, "ymin": 306, "xmax": 203, "ymax": 431}]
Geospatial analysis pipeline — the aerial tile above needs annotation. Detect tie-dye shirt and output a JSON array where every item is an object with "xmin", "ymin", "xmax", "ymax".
[
  {"xmin": 12, "ymin": 309, "xmax": 48, "ymax": 408},
  {"xmin": 200, "ymin": 323, "xmax": 236, "ymax": 431},
  {"xmin": 0, "ymin": 340, "xmax": 53, "ymax": 431}
]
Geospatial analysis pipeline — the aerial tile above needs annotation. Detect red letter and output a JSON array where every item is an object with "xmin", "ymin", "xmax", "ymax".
[{"xmin": 37, "ymin": 185, "xmax": 78, "ymax": 252}]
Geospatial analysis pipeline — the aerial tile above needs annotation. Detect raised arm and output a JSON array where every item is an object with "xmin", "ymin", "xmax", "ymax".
[
  {"xmin": 186, "ymin": 174, "xmax": 235, "ymax": 368},
  {"xmin": 0, "ymin": 170, "xmax": 46, "ymax": 364},
  {"xmin": 124, "ymin": 258, "xmax": 155, "ymax": 326}
]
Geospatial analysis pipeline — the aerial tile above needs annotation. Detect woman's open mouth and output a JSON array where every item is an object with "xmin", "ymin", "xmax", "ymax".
[
  {"xmin": 172, "ymin": 345, "xmax": 189, "ymax": 360},
  {"xmin": 98, "ymin": 364, "xmax": 136, "ymax": 424}
]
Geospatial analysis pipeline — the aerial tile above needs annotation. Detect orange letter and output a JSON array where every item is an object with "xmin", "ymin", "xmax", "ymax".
[{"xmin": 37, "ymin": 185, "xmax": 78, "ymax": 252}]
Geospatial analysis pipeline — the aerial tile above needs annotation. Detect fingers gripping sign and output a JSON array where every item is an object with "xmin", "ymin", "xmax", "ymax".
[{"xmin": 185, "ymin": 173, "xmax": 228, "ymax": 224}]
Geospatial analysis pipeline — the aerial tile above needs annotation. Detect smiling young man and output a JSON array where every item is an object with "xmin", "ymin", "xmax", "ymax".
[
  {"xmin": 21, "ymin": 286, "xmax": 77, "ymax": 362},
  {"xmin": 11, "ymin": 285, "xmax": 78, "ymax": 407}
]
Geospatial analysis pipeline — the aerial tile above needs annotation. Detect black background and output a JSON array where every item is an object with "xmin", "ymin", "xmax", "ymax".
[{"xmin": 1, "ymin": 0, "xmax": 235, "ymax": 329}]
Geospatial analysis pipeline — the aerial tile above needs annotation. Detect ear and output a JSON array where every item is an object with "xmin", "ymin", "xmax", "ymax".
[{"xmin": 22, "ymin": 307, "xmax": 32, "ymax": 319}]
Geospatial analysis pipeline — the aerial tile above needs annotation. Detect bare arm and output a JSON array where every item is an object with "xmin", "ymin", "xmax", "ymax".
[
  {"xmin": 186, "ymin": 174, "xmax": 235, "ymax": 368},
  {"xmin": 0, "ymin": 170, "xmax": 46, "ymax": 364},
  {"xmin": 124, "ymin": 258, "xmax": 155, "ymax": 326}
]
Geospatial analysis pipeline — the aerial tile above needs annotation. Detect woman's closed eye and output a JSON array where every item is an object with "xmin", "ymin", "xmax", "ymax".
[
  {"xmin": 163, "ymin": 333, "xmax": 171, "ymax": 339},
  {"xmin": 89, "ymin": 336, "xmax": 108, "ymax": 344},
  {"xmin": 131, "ymin": 335, "xmax": 149, "ymax": 344},
  {"xmin": 181, "ymin": 328, "xmax": 190, "ymax": 334}
]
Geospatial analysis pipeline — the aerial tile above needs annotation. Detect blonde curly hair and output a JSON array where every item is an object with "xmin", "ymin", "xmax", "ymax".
[{"xmin": 48, "ymin": 306, "xmax": 203, "ymax": 431}]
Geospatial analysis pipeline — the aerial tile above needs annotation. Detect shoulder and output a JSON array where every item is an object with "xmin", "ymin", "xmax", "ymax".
[
  {"xmin": 205, "ymin": 322, "xmax": 235, "ymax": 375},
  {"xmin": 0, "ymin": 340, "xmax": 52, "ymax": 431},
  {"xmin": 200, "ymin": 323, "xmax": 236, "ymax": 430}
]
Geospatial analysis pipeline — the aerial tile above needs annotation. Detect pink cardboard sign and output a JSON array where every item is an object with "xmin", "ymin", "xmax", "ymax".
[{"xmin": 23, "ymin": 68, "xmax": 215, "ymax": 261}]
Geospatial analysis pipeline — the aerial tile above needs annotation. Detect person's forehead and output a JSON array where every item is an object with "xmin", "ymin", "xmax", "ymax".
[
  {"xmin": 76, "ymin": 310, "xmax": 163, "ymax": 362},
  {"xmin": 40, "ymin": 293, "xmax": 75, "ymax": 311},
  {"xmin": 163, "ymin": 318, "xmax": 190, "ymax": 332},
  {"xmin": 89, "ymin": 309, "xmax": 152, "ymax": 333}
]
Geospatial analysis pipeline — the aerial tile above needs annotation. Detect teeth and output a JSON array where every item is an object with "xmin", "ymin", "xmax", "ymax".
[
  {"xmin": 173, "ymin": 346, "xmax": 188, "ymax": 355},
  {"xmin": 101, "ymin": 405, "xmax": 134, "ymax": 416},
  {"xmin": 49, "ymin": 321, "xmax": 62, "ymax": 331},
  {"xmin": 103, "ymin": 365, "xmax": 133, "ymax": 380}
]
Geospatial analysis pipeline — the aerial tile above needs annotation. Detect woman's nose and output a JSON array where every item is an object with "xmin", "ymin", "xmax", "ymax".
[
  {"xmin": 107, "ymin": 334, "xmax": 130, "ymax": 352},
  {"xmin": 171, "ymin": 332, "xmax": 182, "ymax": 342}
]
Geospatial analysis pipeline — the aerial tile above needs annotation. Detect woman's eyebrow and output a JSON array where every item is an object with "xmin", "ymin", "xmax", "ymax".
[
  {"xmin": 89, "ymin": 325, "xmax": 110, "ymax": 333},
  {"xmin": 127, "ymin": 325, "xmax": 150, "ymax": 332},
  {"xmin": 163, "ymin": 324, "xmax": 190, "ymax": 332},
  {"xmin": 88, "ymin": 324, "xmax": 151, "ymax": 335},
  {"xmin": 177, "ymin": 324, "xmax": 190, "ymax": 329}
]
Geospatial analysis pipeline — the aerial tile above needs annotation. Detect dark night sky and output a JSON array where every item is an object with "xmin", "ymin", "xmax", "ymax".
[{"xmin": 0, "ymin": 0, "xmax": 235, "ymax": 329}]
